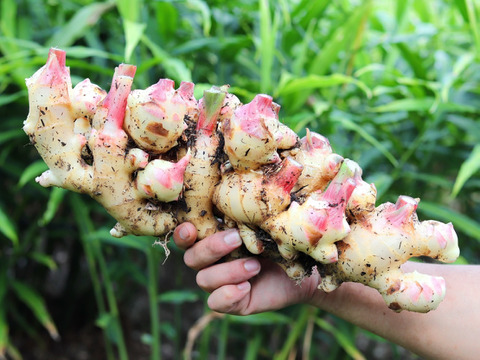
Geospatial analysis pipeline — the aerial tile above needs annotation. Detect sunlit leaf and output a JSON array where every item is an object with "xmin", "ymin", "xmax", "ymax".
[
  {"xmin": 123, "ymin": 19, "xmax": 146, "ymax": 63},
  {"xmin": 276, "ymin": 73, "xmax": 372, "ymax": 98},
  {"xmin": 451, "ymin": 144, "xmax": 480, "ymax": 198},
  {"xmin": 47, "ymin": 2, "xmax": 115, "ymax": 48},
  {"xmin": 157, "ymin": 290, "xmax": 200, "ymax": 304},
  {"xmin": 227, "ymin": 312, "xmax": 290, "ymax": 325},
  {"xmin": 369, "ymin": 98, "xmax": 435, "ymax": 113}
]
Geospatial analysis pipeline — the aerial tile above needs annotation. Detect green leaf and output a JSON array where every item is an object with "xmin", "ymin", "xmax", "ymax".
[
  {"xmin": 259, "ymin": 0, "xmax": 274, "ymax": 93},
  {"xmin": 0, "ymin": 271, "xmax": 8, "ymax": 357},
  {"xmin": 0, "ymin": 129, "xmax": 25, "ymax": 146},
  {"xmin": 0, "ymin": 307, "xmax": 7, "ymax": 358},
  {"xmin": 28, "ymin": 252, "xmax": 57, "ymax": 270},
  {"xmin": 465, "ymin": 0, "xmax": 480, "ymax": 56},
  {"xmin": 0, "ymin": 203, "xmax": 18, "ymax": 248},
  {"xmin": 276, "ymin": 74, "xmax": 372, "ymax": 98},
  {"xmin": 226, "ymin": 312, "xmax": 290, "ymax": 325},
  {"xmin": 10, "ymin": 281, "xmax": 59, "ymax": 340},
  {"xmin": 116, "ymin": 0, "xmax": 142, "ymax": 22},
  {"xmin": 141, "ymin": 35, "xmax": 192, "ymax": 82},
  {"xmin": 308, "ymin": 1, "xmax": 371, "ymax": 76},
  {"xmin": 0, "ymin": 91, "xmax": 25, "ymax": 107},
  {"xmin": 47, "ymin": 2, "xmax": 115, "ymax": 48},
  {"xmin": 157, "ymin": 290, "xmax": 200, "ymax": 304},
  {"xmin": 418, "ymin": 202, "xmax": 480, "ymax": 242},
  {"xmin": 39, "ymin": 187, "xmax": 67, "ymax": 226},
  {"xmin": 123, "ymin": 19, "xmax": 146, "ymax": 63},
  {"xmin": 369, "ymin": 98, "xmax": 435, "ymax": 113},
  {"xmin": 451, "ymin": 144, "xmax": 480, "ymax": 198},
  {"xmin": 186, "ymin": 0, "xmax": 211, "ymax": 36},
  {"xmin": 333, "ymin": 116, "xmax": 399, "ymax": 167},
  {"xmin": 17, "ymin": 160, "xmax": 48, "ymax": 188},
  {"xmin": 316, "ymin": 317, "xmax": 366, "ymax": 360},
  {"xmin": 89, "ymin": 229, "xmax": 151, "ymax": 252}
]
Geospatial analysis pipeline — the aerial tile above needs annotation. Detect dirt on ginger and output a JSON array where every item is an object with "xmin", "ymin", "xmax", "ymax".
[{"xmin": 24, "ymin": 48, "xmax": 460, "ymax": 313}]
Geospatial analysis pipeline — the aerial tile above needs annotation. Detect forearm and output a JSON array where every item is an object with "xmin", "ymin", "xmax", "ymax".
[{"xmin": 309, "ymin": 263, "xmax": 480, "ymax": 359}]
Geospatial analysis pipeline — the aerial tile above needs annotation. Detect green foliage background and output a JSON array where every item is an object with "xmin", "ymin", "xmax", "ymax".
[{"xmin": 1, "ymin": 0, "xmax": 479, "ymax": 359}]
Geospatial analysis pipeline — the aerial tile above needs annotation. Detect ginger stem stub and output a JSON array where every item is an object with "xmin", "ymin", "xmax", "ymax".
[{"xmin": 24, "ymin": 48, "xmax": 460, "ymax": 313}]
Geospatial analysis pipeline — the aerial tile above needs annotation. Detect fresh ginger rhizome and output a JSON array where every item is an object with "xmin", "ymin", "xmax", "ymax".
[{"xmin": 24, "ymin": 48, "xmax": 460, "ymax": 313}]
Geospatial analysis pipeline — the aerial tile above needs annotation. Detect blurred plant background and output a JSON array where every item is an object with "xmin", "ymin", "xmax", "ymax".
[{"xmin": 1, "ymin": 0, "xmax": 479, "ymax": 359}]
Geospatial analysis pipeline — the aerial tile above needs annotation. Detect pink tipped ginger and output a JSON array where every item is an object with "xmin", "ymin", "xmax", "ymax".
[
  {"xmin": 124, "ymin": 79, "xmax": 197, "ymax": 153},
  {"xmin": 24, "ymin": 49, "xmax": 461, "ymax": 313},
  {"xmin": 222, "ymin": 94, "xmax": 298, "ymax": 170},
  {"xmin": 263, "ymin": 159, "xmax": 357, "ymax": 264},
  {"xmin": 320, "ymin": 196, "xmax": 460, "ymax": 312}
]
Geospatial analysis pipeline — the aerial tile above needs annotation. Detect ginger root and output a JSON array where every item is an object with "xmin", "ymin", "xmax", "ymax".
[{"xmin": 24, "ymin": 49, "xmax": 460, "ymax": 313}]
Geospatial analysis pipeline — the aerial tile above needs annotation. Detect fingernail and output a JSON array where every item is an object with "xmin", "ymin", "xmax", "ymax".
[
  {"xmin": 244, "ymin": 259, "xmax": 260, "ymax": 273},
  {"xmin": 179, "ymin": 226, "xmax": 190, "ymax": 241},
  {"xmin": 236, "ymin": 281, "xmax": 251, "ymax": 291},
  {"xmin": 224, "ymin": 231, "xmax": 242, "ymax": 246}
]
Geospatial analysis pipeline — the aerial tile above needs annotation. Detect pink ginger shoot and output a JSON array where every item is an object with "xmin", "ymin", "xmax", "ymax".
[
  {"xmin": 136, "ymin": 150, "xmax": 192, "ymax": 202},
  {"xmin": 269, "ymin": 157, "xmax": 304, "ymax": 195},
  {"xmin": 124, "ymin": 79, "xmax": 195, "ymax": 153},
  {"xmin": 102, "ymin": 64, "xmax": 137, "ymax": 137}
]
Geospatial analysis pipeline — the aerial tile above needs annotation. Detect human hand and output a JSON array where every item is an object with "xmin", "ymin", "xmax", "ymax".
[{"xmin": 173, "ymin": 223, "xmax": 322, "ymax": 315}]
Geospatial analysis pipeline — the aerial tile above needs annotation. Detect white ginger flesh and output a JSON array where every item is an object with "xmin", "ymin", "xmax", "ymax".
[{"xmin": 24, "ymin": 49, "xmax": 461, "ymax": 313}]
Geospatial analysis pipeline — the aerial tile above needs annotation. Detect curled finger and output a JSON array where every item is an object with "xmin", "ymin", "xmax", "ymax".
[{"xmin": 196, "ymin": 258, "xmax": 261, "ymax": 293}]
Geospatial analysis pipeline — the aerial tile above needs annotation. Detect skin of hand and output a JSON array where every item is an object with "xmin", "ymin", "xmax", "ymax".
[
  {"xmin": 173, "ymin": 223, "xmax": 480, "ymax": 360},
  {"xmin": 173, "ymin": 222, "xmax": 322, "ymax": 314}
]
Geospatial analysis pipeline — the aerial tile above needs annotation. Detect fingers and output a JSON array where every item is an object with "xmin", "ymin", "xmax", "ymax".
[
  {"xmin": 207, "ymin": 282, "xmax": 253, "ymax": 315},
  {"xmin": 173, "ymin": 222, "xmax": 198, "ymax": 250},
  {"xmin": 196, "ymin": 257, "xmax": 261, "ymax": 293},
  {"xmin": 183, "ymin": 229, "xmax": 242, "ymax": 271}
]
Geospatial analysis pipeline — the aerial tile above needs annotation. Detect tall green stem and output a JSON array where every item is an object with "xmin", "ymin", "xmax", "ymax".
[
  {"xmin": 70, "ymin": 195, "xmax": 115, "ymax": 360},
  {"xmin": 147, "ymin": 247, "xmax": 161, "ymax": 360},
  {"xmin": 71, "ymin": 195, "xmax": 128, "ymax": 360}
]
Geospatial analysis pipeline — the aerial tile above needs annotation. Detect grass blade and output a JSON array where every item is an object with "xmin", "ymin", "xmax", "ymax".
[
  {"xmin": 276, "ymin": 74, "xmax": 371, "ymax": 98},
  {"xmin": 0, "ymin": 270, "xmax": 8, "ymax": 358},
  {"xmin": 315, "ymin": 317, "xmax": 366, "ymax": 360},
  {"xmin": 123, "ymin": 19, "xmax": 146, "ymax": 62},
  {"xmin": 0, "ymin": 203, "xmax": 18, "ymax": 248},
  {"xmin": 465, "ymin": 0, "xmax": 480, "ymax": 56},
  {"xmin": 333, "ymin": 115, "xmax": 399, "ymax": 167},
  {"xmin": 17, "ymin": 160, "xmax": 48, "ymax": 188},
  {"xmin": 369, "ymin": 98, "xmax": 435, "ymax": 113},
  {"xmin": 276, "ymin": 307, "xmax": 309, "ymax": 360},
  {"xmin": 259, "ymin": 0, "xmax": 274, "ymax": 93},
  {"xmin": 10, "ymin": 280, "xmax": 59, "ymax": 340},
  {"xmin": 308, "ymin": 1, "xmax": 371, "ymax": 76},
  {"xmin": 46, "ymin": 2, "xmax": 114, "ymax": 48},
  {"xmin": 38, "ymin": 187, "xmax": 67, "ymax": 226},
  {"xmin": 451, "ymin": 144, "xmax": 480, "ymax": 198}
]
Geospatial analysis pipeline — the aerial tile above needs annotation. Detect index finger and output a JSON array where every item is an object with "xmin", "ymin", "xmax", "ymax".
[
  {"xmin": 183, "ymin": 229, "xmax": 243, "ymax": 271},
  {"xmin": 173, "ymin": 222, "xmax": 198, "ymax": 250}
]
